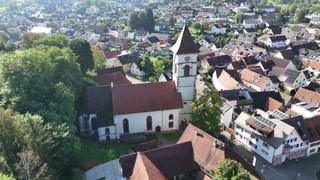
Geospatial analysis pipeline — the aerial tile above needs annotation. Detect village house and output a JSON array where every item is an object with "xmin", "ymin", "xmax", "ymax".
[
  {"xmin": 212, "ymin": 69, "xmax": 242, "ymax": 91},
  {"xmin": 292, "ymin": 87, "xmax": 320, "ymax": 107},
  {"xmin": 234, "ymin": 109, "xmax": 308, "ymax": 166},
  {"xmin": 269, "ymin": 66, "xmax": 307, "ymax": 91},
  {"xmin": 307, "ymin": 61, "xmax": 320, "ymax": 76},
  {"xmin": 240, "ymin": 69, "xmax": 277, "ymax": 92},
  {"xmin": 303, "ymin": 115, "xmax": 320, "ymax": 156},
  {"xmin": 211, "ymin": 24, "xmax": 228, "ymax": 34},
  {"xmin": 243, "ymin": 19, "xmax": 258, "ymax": 29},
  {"xmin": 130, "ymin": 59, "xmax": 145, "ymax": 76},
  {"xmin": 290, "ymin": 102, "xmax": 320, "ymax": 118},
  {"xmin": 201, "ymin": 55, "xmax": 232, "ymax": 69},
  {"xmin": 119, "ymin": 123, "xmax": 254, "ymax": 179},
  {"xmin": 104, "ymin": 50, "xmax": 122, "ymax": 67},
  {"xmin": 145, "ymin": 36, "xmax": 161, "ymax": 51},
  {"xmin": 257, "ymin": 35, "xmax": 287, "ymax": 49},
  {"xmin": 198, "ymin": 37, "xmax": 215, "ymax": 48},
  {"xmin": 274, "ymin": 49, "xmax": 295, "ymax": 61}
]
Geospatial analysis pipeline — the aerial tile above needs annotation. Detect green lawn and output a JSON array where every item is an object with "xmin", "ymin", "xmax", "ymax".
[
  {"xmin": 163, "ymin": 132, "xmax": 181, "ymax": 140},
  {"xmin": 78, "ymin": 134, "xmax": 157, "ymax": 170}
]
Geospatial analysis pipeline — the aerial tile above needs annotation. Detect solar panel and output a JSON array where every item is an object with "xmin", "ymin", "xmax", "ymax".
[
  {"xmin": 256, "ymin": 116, "xmax": 277, "ymax": 129},
  {"xmin": 284, "ymin": 69, "xmax": 300, "ymax": 83},
  {"xmin": 271, "ymin": 110, "xmax": 288, "ymax": 120},
  {"xmin": 254, "ymin": 120, "xmax": 265, "ymax": 128}
]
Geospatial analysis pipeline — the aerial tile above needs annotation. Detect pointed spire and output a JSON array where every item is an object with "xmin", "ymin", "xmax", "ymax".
[{"xmin": 171, "ymin": 25, "xmax": 200, "ymax": 55}]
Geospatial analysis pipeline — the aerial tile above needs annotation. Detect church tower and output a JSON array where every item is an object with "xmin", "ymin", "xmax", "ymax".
[{"xmin": 170, "ymin": 25, "xmax": 200, "ymax": 121}]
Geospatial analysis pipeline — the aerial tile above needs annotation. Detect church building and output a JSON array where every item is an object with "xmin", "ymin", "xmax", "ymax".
[{"xmin": 79, "ymin": 25, "xmax": 199, "ymax": 141}]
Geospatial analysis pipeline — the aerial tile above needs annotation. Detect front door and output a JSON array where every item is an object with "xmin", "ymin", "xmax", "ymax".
[{"xmin": 155, "ymin": 126, "xmax": 161, "ymax": 132}]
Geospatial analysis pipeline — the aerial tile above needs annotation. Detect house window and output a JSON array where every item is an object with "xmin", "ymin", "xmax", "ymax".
[
  {"xmin": 169, "ymin": 114, "xmax": 173, "ymax": 120},
  {"xmin": 263, "ymin": 142, "xmax": 269, "ymax": 149},
  {"xmin": 169, "ymin": 121, "xmax": 174, "ymax": 128},
  {"xmin": 123, "ymin": 119, "xmax": 129, "ymax": 133},
  {"xmin": 105, "ymin": 127, "xmax": 110, "ymax": 135},
  {"xmin": 146, "ymin": 116, "xmax": 152, "ymax": 131},
  {"xmin": 184, "ymin": 65, "xmax": 190, "ymax": 76},
  {"xmin": 262, "ymin": 149, "xmax": 269, "ymax": 155}
]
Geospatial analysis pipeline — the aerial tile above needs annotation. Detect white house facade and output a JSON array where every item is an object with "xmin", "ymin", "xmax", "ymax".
[
  {"xmin": 234, "ymin": 110, "xmax": 308, "ymax": 166},
  {"xmin": 130, "ymin": 61, "xmax": 145, "ymax": 76}
]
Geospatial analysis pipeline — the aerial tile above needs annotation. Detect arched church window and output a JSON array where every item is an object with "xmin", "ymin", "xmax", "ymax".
[
  {"xmin": 146, "ymin": 116, "xmax": 152, "ymax": 131},
  {"xmin": 184, "ymin": 65, "xmax": 190, "ymax": 76},
  {"xmin": 105, "ymin": 127, "xmax": 110, "ymax": 135},
  {"xmin": 123, "ymin": 119, "xmax": 129, "ymax": 133}
]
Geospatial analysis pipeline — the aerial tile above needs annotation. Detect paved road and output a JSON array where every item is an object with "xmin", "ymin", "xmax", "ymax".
[{"xmin": 222, "ymin": 131, "xmax": 320, "ymax": 180}]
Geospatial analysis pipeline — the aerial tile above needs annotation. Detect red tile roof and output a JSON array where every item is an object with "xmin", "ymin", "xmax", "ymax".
[
  {"xmin": 309, "ymin": 61, "xmax": 320, "ymax": 69},
  {"xmin": 303, "ymin": 115, "xmax": 320, "ymax": 142},
  {"xmin": 240, "ymin": 68, "xmax": 270, "ymax": 88},
  {"xmin": 112, "ymin": 81, "xmax": 183, "ymax": 115},
  {"xmin": 130, "ymin": 152, "xmax": 166, "ymax": 180},
  {"xmin": 293, "ymin": 88, "xmax": 320, "ymax": 107},
  {"xmin": 120, "ymin": 124, "xmax": 254, "ymax": 179},
  {"xmin": 104, "ymin": 50, "xmax": 121, "ymax": 59},
  {"xmin": 92, "ymin": 72, "xmax": 131, "ymax": 86},
  {"xmin": 265, "ymin": 97, "xmax": 283, "ymax": 112},
  {"xmin": 120, "ymin": 141, "xmax": 199, "ymax": 178},
  {"xmin": 178, "ymin": 124, "xmax": 254, "ymax": 172}
]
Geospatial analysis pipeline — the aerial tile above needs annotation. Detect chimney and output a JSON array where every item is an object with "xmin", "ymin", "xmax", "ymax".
[
  {"xmin": 110, "ymin": 82, "xmax": 114, "ymax": 89},
  {"xmin": 195, "ymin": 129, "xmax": 198, "ymax": 136},
  {"xmin": 214, "ymin": 139, "xmax": 218, "ymax": 148}
]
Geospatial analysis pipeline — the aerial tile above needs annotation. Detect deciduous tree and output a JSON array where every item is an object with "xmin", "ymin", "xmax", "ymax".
[
  {"xmin": 35, "ymin": 34, "xmax": 69, "ymax": 49},
  {"xmin": 141, "ymin": 55, "xmax": 154, "ymax": 75},
  {"xmin": 190, "ymin": 88, "xmax": 223, "ymax": 137},
  {"xmin": 145, "ymin": 8, "xmax": 155, "ymax": 32},
  {"xmin": 20, "ymin": 33, "xmax": 43, "ymax": 50},
  {"xmin": 69, "ymin": 38, "xmax": 94, "ymax": 74},
  {"xmin": 234, "ymin": 12, "xmax": 245, "ymax": 23},
  {"xmin": 91, "ymin": 45, "xmax": 106, "ymax": 69},
  {"xmin": 211, "ymin": 159, "xmax": 250, "ymax": 180},
  {"xmin": 128, "ymin": 12, "xmax": 139, "ymax": 30}
]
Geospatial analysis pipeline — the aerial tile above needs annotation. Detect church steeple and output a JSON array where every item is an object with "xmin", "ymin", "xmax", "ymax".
[
  {"xmin": 171, "ymin": 25, "xmax": 200, "ymax": 55},
  {"xmin": 170, "ymin": 25, "xmax": 199, "ymax": 121}
]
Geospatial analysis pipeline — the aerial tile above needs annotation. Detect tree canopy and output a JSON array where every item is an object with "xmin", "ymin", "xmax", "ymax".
[
  {"xmin": 0, "ymin": 46, "xmax": 85, "ymax": 124},
  {"xmin": 145, "ymin": 8, "xmax": 155, "ymax": 32},
  {"xmin": 190, "ymin": 88, "xmax": 223, "ymax": 137},
  {"xmin": 127, "ymin": 8, "xmax": 155, "ymax": 32},
  {"xmin": 91, "ymin": 45, "xmax": 106, "ymax": 69},
  {"xmin": 0, "ymin": 38, "xmax": 88, "ymax": 177},
  {"xmin": 211, "ymin": 159, "xmax": 250, "ymax": 180},
  {"xmin": 69, "ymin": 38, "xmax": 94, "ymax": 73}
]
